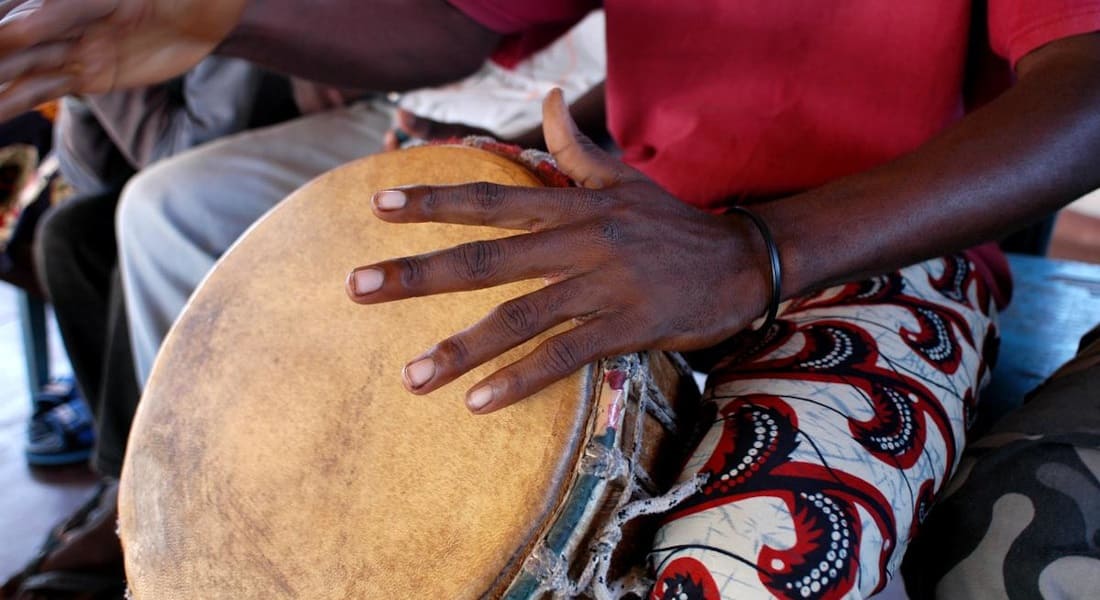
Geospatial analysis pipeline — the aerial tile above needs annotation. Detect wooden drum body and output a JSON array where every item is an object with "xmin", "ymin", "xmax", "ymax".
[{"xmin": 119, "ymin": 145, "xmax": 697, "ymax": 598}]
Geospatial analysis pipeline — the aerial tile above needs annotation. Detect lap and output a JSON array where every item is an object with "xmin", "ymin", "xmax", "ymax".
[{"xmin": 651, "ymin": 255, "xmax": 999, "ymax": 599}]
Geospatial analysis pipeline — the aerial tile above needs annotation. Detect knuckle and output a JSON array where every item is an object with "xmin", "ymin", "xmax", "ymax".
[
  {"xmin": 434, "ymin": 336, "xmax": 470, "ymax": 369},
  {"xmin": 556, "ymin": 141, "xmax": 584, "ymax": 165},
  {"xmin": 397, "ymin": 256, "xmax": 426, "ymax": 289},
  {"xmin": 573, "ymin": 188, "xmax": 610, "ymax": 214},
  {"xmin": 469, "ymin": 181, "xmax": 504, "ymax": 213},
  {"xmin": 419, "ymin": 187, "xmax": 438, "ymax": 214},
  {"xmin": 591, "ymin": 217, "xmax": 625, "ymax": 246},
  {"xmin": 543, "ymin": 283, "xmax": 577, "ymax": 314},
  {"xmin": 542, "ymin": 336, "xmax": 582, "ymax": 374},
  {"xmin": 452, "ymin": 239, "xmax": 502, "ymax": 281},
  {"xmin": 497, "ymin": 371, "xmax": 527, "ymax": 401},
  {"xmin": 493, "ymin": 296, "xmax": 540, "ymax": 338}
]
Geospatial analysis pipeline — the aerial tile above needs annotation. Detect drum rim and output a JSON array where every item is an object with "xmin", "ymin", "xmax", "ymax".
[
  {"xmin": 502, "ymin": 352, "xmax": 667, "ymax": 599},
  {"xmin": 501, "ymin": 361, "xmax": 606, "ymax": 599},
  {"xmin": 489, "ymin": 362, "xmax": 600, "ymax": 597},
  {"xmin": 120, "ymin": 145, "xmax": 614, "ymax": 598}
]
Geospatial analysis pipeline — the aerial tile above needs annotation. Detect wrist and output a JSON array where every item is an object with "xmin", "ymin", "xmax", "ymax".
[
  {"xmin": 748, "ymin": 199, "xmax": 822, "ymax": 303},
  {"xmin": 729, "ymin": 206, "xmax": 782, "ymax": 330},
  {"xmin": 712, "ymin": 211, "xmax": 772, "ymax": 332}
]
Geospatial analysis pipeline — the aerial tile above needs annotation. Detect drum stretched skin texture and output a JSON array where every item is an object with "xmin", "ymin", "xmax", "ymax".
[{"xmin": 119, "ymin": 146, "xmax": 602, "ymax": 598}]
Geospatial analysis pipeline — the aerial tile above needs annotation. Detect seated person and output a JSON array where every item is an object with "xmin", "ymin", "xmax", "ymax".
[
  {"xmin": 3, "ymin": 57, "xmax": 296, "ymax": 599},
  {"xmin": 2, "ymin": 2, "xmax": 1097, "ymax": 598},
  {"xmin": 6, "ymin": 14, "xmax": 605, "ymax": 599}
]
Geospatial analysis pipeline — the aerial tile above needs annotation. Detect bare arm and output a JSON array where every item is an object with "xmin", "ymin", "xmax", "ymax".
[
  {"xmin": 0, "ymin": 0, "xmax": 498, "ymax": 118},
  {"xmin": 758, "ymin": 32, "xmax": 1100, "ymax": 300},
  {"xmin": 221, "ymin": 0, "xmax": 500, "ymax": 91}
]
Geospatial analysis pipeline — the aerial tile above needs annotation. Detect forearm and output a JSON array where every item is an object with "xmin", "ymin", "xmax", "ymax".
[
  {"xmin": 760, "ymin": 33, "xmax": 1100, "ymax": 299},
  {"xmin": 219, "ymin": 0, "xmax": 499, "ymax": 91}
]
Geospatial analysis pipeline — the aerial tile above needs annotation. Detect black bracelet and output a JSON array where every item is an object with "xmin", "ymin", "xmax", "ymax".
[{"xmin": 729, "ymin": 205, "xmax": 782, "ymax": 333}]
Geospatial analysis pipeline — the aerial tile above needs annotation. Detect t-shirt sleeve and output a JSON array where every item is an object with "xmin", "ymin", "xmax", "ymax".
[
  {"xmin": 446, "ymin": 0, "xmax": 598, "ymax": 34},
  {"xmin": 989, "ymin": 0, "xmax": 1100, "ymax": 66}
]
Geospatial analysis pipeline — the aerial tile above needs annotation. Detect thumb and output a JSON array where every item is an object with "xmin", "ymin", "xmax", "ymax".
[{"xmin": 542, "ymin": 88, "xmax": 632, "ymax": 189}]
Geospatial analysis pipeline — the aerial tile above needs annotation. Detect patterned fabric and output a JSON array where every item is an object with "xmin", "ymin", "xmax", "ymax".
[
  {"xmin": 0, "ymin": 144, "xmax": 39, "ymax": 249},
  {"xmin": 649, "ymin": 254, "xmax": 999, "ymax": 599},
  {"xmin": 902, "ymin": 327, "xmax": 1100, "ymax": 600}
]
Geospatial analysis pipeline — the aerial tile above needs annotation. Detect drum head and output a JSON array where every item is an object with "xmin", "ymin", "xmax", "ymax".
[{"xmin": 119, "ymin": 146, "xmax": 596, "ymax": 598}]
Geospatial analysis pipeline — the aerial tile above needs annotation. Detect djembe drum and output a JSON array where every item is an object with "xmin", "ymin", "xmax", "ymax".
[{"xmin": 118, "ymin": 144, "xmax": 701, "ymax": 599}]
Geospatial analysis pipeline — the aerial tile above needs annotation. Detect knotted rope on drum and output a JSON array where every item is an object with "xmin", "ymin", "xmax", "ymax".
[{"xmin": 564, "ymin": 353, "xmax": 707, "ymax": 600}]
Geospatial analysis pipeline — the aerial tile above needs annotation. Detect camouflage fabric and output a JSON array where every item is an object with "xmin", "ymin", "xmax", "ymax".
[{"xmin": 903, "ymin": 326, "xmax": 1100, "ymax": 599}]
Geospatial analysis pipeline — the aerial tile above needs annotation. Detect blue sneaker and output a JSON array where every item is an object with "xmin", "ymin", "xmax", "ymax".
[{"xmin": 25, "ymin": 378, "xmax": 95, "ymax": 467}]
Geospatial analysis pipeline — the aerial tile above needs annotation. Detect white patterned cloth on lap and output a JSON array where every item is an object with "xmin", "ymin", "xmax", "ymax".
[{"xmin": 650, "ymin": 254, "xmax": 999, "ymax": 599}]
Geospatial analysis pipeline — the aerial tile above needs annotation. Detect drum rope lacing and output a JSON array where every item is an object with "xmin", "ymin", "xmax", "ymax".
[{"xmin": 526, "ymin": 352, "xmax": 709, "ymax": 600}]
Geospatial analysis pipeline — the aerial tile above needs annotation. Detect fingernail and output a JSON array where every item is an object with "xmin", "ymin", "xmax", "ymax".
[
  {"xmin": 374, "ymin": 190, "xmax": 406, "ymax": 210},
  {"xmin": 467, "ymin": 387, "xmax": 493, "ymax": 411},
  {"xmin": 403, "ymin": 357, "xmax": 435, "ymax": 388},
  {"xmin": 353, "ymin": 268, "xmax": 383, "ymax": 294}
]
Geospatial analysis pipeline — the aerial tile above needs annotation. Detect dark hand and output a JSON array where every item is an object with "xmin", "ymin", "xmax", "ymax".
[
  {"xmin": 0, "ymin": 0, "xmax": 245, "ymax": 119},
  {"xmin": 348, "ymin": 89, "xmax": 771, "ymax": 413}
]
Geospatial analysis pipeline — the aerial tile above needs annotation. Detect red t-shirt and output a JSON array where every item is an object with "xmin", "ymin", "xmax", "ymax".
[{"xmin": 451, "ymin": 0, "xmax": 1100, "ymax": 304}]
